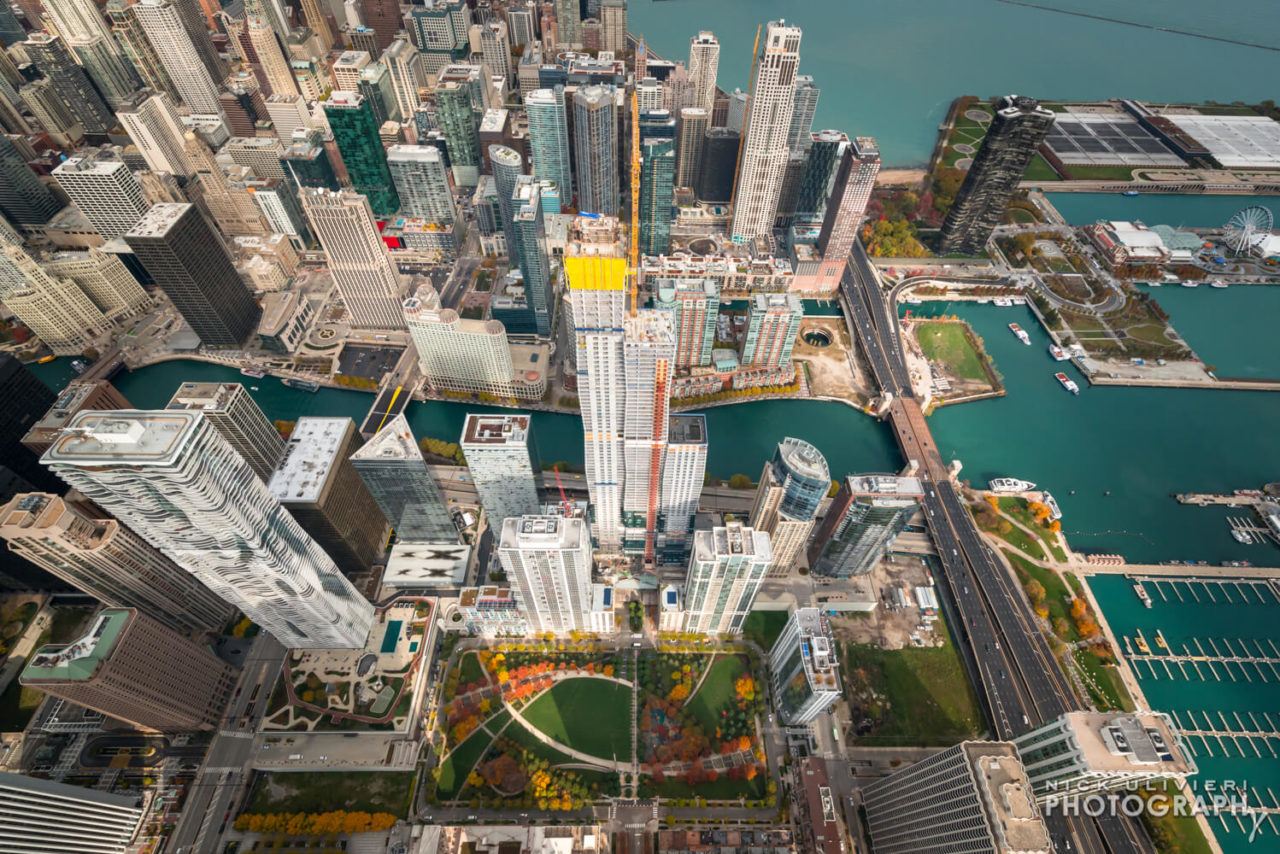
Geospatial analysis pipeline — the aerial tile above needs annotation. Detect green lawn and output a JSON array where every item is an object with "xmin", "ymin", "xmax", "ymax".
[
  {"xmin": 687, "ymin": 655, "xmax": 747, "ymax": 735},
  {"xmin": 1023, "ymin": 153, "xmax": 1061, "ymax": 181},
  {"xmin": 841, "ymin": 620, "xmax": 983, "ymax": 745},
  {"xmin": 521, "ymin": 677, "xmax": 631, "ymax": 761},
  {"xmin": 456, "ymin": 651, "xmax": 486, "ymax": 686},
  {"xmin": 246, "ymin": 770, "xmax": 415, "ymax": 815},
  {"xmin": 741, "ymin": 611, "xmax": 789, "ymax": 653},
  {"xmin": 1074, "ymin": 648, "xmax": 1134, "ymax": 712},
  {"xmin": 998, "ymin": 498, "xmax": 1067, "ymax": 562},
  {"xmin": 503, "ymin": 715, "xmax": 590, "ymax": 767},
  {"xmin": 1141, "ymin": 781, "xmax": 1215, "ymax": 854},
  {"xmin": 916, "ymin": 321, "xmax": 991, "ymax": 383},
  {"xmin": 0, "ymin": 675, "xmax": 44, "ymax": 731},
  {"xmin": 436, "ymin": 726, "xmax": 496, "ymax": 800},
  {"xmin": 1004, "ymin": 551, "xmax": 1077, "ymax": 639},
  {"xmin": 1062, "ymin": 164, "xmax": 1139, "ymax": 181}
]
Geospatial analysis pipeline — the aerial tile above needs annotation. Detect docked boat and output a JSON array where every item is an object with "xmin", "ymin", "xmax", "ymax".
[
  {"xmin": 1008, "ymin": 322, "xmax": 1031, "ymax": 345},
  {"xmin": 1133, "ymin": 582, "xmax": 1152, "ymax": 608},
  {"xmin": 1048, "ymin": 344, "xmax": 1070, "ymax": 362},
  {"xmin": 1123, "ymin": 190, "xmax": 1140, "ymax": 197},
  {"xmin": 282, "ymin": 377, "xmax": 320, "ymax": 392},
  {"xmin": 1042, "ymin": 492, "xmax": 1063, "ymax": 521},
  {"xmin": 989, "ymin": 478, "xmax": 1037, "ymax": 494},
  {"xmin": 1054, "ymin": 372, "xmax": 1079, "ymax": 395},
  {"xmin": 1135, "ymin": 634, "xmax": 1151, "ymax": 654},
  {"xmin": 240, "ymin": 367, "xmax": 267, "ymax": 379},
  {"xmin": 1161, "ymin": 273, "xmax": 1180, "ymax": 284},
  {"xmin": 1180, "ymin": 280, "xmax": 1198, "ymax": 288},
  {"xmin": 1209, "ymin": 279, "xmax": 1228, "ymax": 289},
  {"xmin": 1232, "ymin": 529, "xmax": 1252, "ymax": 544},
  {"xmin": 70, "ymin": 359, "xmax": 87, "ymax": 374},
  {"xmin": 993, "ymin": 297, "xmax": 1012, "ymax": 307}
]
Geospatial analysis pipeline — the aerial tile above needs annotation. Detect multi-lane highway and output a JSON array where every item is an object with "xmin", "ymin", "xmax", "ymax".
[
  {"xmin": 842, "ymin": 241, "xmax": 1150, "ymax": 854},
  {"xmin": 170, "ymin": 633, "xmax": 287, "ymax": 854}
]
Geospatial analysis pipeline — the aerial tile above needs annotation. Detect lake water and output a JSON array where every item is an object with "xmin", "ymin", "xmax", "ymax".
[
  {"xmin": 1046, "ymin": 194, "xmax": 1280, "ymax": 228},
  {"xmin": 628, "ymin": 0, "xmax": 1280, "ymax": 167},
  {"xmin": 1141, "ymin": 285, "xmax": 1280, "ymax": 379}
]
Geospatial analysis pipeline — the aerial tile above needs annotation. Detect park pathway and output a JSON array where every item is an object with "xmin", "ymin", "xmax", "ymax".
[
  {"xmin": 500, "ymin": 685, "xmax": 632, "ymax": 774},
  {"xmin": 681, "ymin": 653, "xmax": 719, "ymax": 709}
]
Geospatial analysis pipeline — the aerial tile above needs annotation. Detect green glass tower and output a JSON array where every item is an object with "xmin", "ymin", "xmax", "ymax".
[
  {"xmin": 435, "ymin": 80, "xmax": 481, "ymax": 186},
  {"xmin": 639, "ymin": 138, "xmax": 675, "ymax": 256},
  {"xmin": 322, "ymin": 91, "xmax": 399, "ymax": 216}
]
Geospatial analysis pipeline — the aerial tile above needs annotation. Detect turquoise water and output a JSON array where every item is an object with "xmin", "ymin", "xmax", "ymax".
[
  {"xmin": 380, "ymin": 620, "xmax": 403, "ymax": 654},
  {"xmin": 1142, "ymin": 286, "xmax": 1280, "ymax": 379},
  {"xmin": 629, "ymin": 0, "xmax": 1280, "ymax": 166},
  {"xmin": 27, "ymin": 358, "xmax": 82, "ymax": 392},
  {"xmin": 1089, "ymin": 574, "xmax": 1280, "ymax": 853},
  {"xmin": 911, "ymin": 300, "xmax": 1280, "ymax": 564},
  {"xmin": 1046, "ymin": 193, "xmax": 1280, "ymax": 228}
]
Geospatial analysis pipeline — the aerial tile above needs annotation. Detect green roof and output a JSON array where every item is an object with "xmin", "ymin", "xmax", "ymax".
[{"xmin": 21, "ymin": 609, "xmax": 129, "ymax": 683}]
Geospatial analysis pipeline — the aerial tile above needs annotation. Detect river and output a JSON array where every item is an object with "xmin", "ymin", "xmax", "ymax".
[{"xmin": 628, "ymin": 0, "xmax": 1280, "ymax": 167}]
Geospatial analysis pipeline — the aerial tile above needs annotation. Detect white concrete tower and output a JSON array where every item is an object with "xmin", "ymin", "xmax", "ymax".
[
  {"xmin": 460, "ymin": 413, "xmax": 542, "ymax": 531},
  {"xmin": 730, "ymin": 20, "xmax": 801, "ymax": 243},
  {"xmin": 43, "ymin": 410, "xmax": 376, "ymax": 649},
  {"xmin": 52, "ymin": 149, "xmax": 150, "ymax": 240},
  {"xmin": 687, "ymin": 31, "xmax": 719, "ymax": 113},
  {"xmin": 0, "ymin": 245, "xmax": 108, "ymax": 355},
  {"xmin": 622, "ymin": 310, "xmax": 675, "ymax": 561},
  {"xmin": 131, "ymin": 0, "xmax": 223, "ymax": 117},
  {"xmin": 301, "ymin": 189, "xmax": 406, "ymax": 329},
  {"xmin": 683, "ymin": 522, "xmax": 771, "ymax": 635},
  {"xmin": 498, "ymin": 515, "xmax": 593, "ymax": 635},
  {"xmin": 118, "ymin": 93, "xmax": 196, "ymax": 178}
]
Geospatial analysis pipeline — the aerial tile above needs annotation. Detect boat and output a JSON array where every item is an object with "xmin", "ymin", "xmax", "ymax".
[
  {"xmin": 989, "ymin": 478, "xmax": 1037, "ymax": 494},
  {"xmin": 1042, "ymin": 492, "xmax": 1063, "ymax": 520},
  {"xmin": 993, "ymin": 297, "xmax": 1013, "ymax": 307},
  {"xmin": 1054, "ymin": 372, "xmax": 1079, "ymax": 395},
  {"xmin": 1123, "ymin": 190, "xmax": 1140, "ymax": 197},
  {"xmin": 1180, "ymin": 280, "xmax": 1198, "ymax": 288},
  {"xmin": 1147, "ymin": 281, "xmax": 1161, "ymax": 287},
  {"xmin": 1232, "ymin": 529, "xmax": 1252, "ymax": 544},
  {"xmin": 1048, "ymin": 344, "xmax": 1070, "ymax": 362},
  {"xmin": 1133, "ymin": 582, "xmax": 1152, "ymax": 608},
  {"xmin": 1134, "ymin": 634, "xmax": 1151, "ymax": 654},
  {"xmin": 1155, "ymin": 630, "xmax": 1168, "ymax": 650},
  {"xmin": 249, "ymin": 385, "xmax": 260, "ymax": 391},
  {"xmin": 1209, "ymin": 279, "xmax": 1228, "ymax": 289},
  {"xmin": 282, "ymin": 377, "xmax": 321, "ymax": 392},
  {"xmin": 1008, "ymin": 322, "xmax": 1031, "ymax": 345},
  {"xmin": 70, "ymin": 359, "xmax": 87, "ymax": 374},
  {"xmin": 35, "ymin": 354, "xmax": 56, "ymax": 364},
  {"xmin": 1161, "ymin": 273, "xmax": 1180, "ymax": 284},
  {"xmin": 240, "ymin": 367, "xmax": 267, "ymax": 379}
]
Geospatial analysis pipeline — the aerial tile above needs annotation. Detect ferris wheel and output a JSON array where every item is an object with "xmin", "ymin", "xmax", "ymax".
[{"xmin": 1223, "ymin": 205, "xmax": 1274, "ymax": 255}]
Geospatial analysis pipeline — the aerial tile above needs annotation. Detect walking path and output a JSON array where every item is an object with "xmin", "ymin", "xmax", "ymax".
[
  {"xmin": 503, "ymin": 694, "xmax": 626, "ymax": 773},
  {"xmin": 681, "ymin": 653, "xmax": 720, "ymax": 709}
]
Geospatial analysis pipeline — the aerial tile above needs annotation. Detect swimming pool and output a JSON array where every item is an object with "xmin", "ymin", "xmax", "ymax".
[{"xmin": 380, "ymin": 620, "xmax": 402, "ymax": 654}]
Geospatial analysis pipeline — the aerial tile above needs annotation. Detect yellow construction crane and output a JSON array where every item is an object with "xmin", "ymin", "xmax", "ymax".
[{"xmin": 628, "ymin": 87, "xmax": 641, "ymax": 317}]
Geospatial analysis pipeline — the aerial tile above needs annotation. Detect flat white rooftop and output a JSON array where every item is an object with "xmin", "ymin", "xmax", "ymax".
[
  {"xmin": 350, "ymin": 414, "xmax": 421, "ymax": 464},
  {"xmin": 382, "ymin": 542, "xmax": 471, "ymax": 587},
  {"xmin": 1164, "ymin": 115, "xmax": 1280, "ymax": 168},
  {"xmin": 43, "ymin": 410, "xmax": 199, "ymax": 466},
  {"xmin": 268, "ymin": 417, "xmax": 352, "ymax": 504}
]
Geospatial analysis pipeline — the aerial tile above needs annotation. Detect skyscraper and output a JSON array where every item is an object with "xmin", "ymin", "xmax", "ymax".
[
  {"xmin": 526, "ymin": 86, "xmax": 572, "ymax": 199},
  {"xmin": 23, "ymin": 33, "xmax": 114, "ymax": 135},
  {"xmin": 786, "ymin": 75, "xmax": 819, "ymax": 154},
  {"xmin": 479, "ymin": 20, "xmax": 513, "ymax": 89},
  {"xmin": 246, "ymin": 5, "xmax": 299, "ymax": 97},
  {"xmin": 621, "ymin": 311, "xmax": 675, "ymax": 558},
  {"xmin": 0, "ymin": 245, "xmax": 108, "ymax": 355},
  {"xmin": 350, "ymin": 413, "xmax": 456, "ymax": 543},
  {"xmin": 599, "ymin": 0, "xmax": 625, "ymax": 53},
  {"xmin": 815, "ymin": 136, "xmax": 880, "ymax": 286},
  {"xmin": 498, "ymin": 515, "xmax": 593, "ymax": 634},
  {"xmin": 46, "ymin": 250, "xmax": 148, "ymax": 323},
  {"xmin": 0, "ymin": 773, "xmax": 144, "ymax": 853},
  {"xmin": 387, "ymin": 145, "xmax": 456, "ymax": 223},
  {"xmin": 794, "ymin": 129, "xmax": 847, "ymax": 220},
  {"xmin": 0, "ymin": 493, "xmax": 234, "ymax": 634},
  {"xmin": 105, "ymin": 0, "xmax": 178, "ymax": 101},
  {"xmin": 675, "ymin": 107, "xmax": 708, "ymax": 189},
  {"xmin": 269, "ymin": 417, "xmax": 388, "ymax": 574},
  {"xmin": 741, "ymin": 293, "xmax": 802, "ymax": 368},
  {"xmin": 0, "ymin": 136, "xmax": 63, "ymax": 229},
  {"xmin": 639, "ymin": 138, "xmax": 675, "ymax": 256},
  {"xmin": 52, "ymin": 149, "xmax": 151, "ymax": 240},
  {"xmin": 572, "ymin": 85, "xmax": 618, "ymax": 215},
  {"xmin": 939, "ymin": 95, "xmax": 1055, "ymax": 255},
  {"xmin": 404, "ymin": 284, "xmax": 541, "ymax": 399},
  {"xmin": 659, "ymin": 413, "xmax": 706, "ymax": 563},
  {"xmin": 132, "ymin": 0, "xmax": 223, "ymax": 116},
  {"xmin": 863, "ymin": 741, "xmax": 1051, "ymax": 854},
  {"xmin": 687, "ymin": 31, "xmax": 719, "ymax": 113},
  {"xmin": 730, "ymin": 21, "xmax": 801, "ymax": 243},
  {"xmin": 39, "ymin": 0, "xmax": 142, "ymax": 109},
  {"xmin": 552, "ymin": 0, "xmax": 580, "ymax": 47},
  {"xmin": 20, "ymin": 607, "xmax": 238, "ymax": 731},
  {"xmin": 360, "ymin": 0, "xmax": 401, "ymax": 52},
  {"xmin": 21, "ymin": 78, "xmax": 85, "ymax": 148},
  {"xmin": 683, "ymin": 522, "xmax": 771, "ymax": 635},
  {"xmin": 750, "ymin": 437, "xmax": 829, "ymax": 576},
  {"xmin": 323, "ymin": 92, "xmax": 400, "ymax": 215},
  {"xmin": 301, "ymin": 189, "xmax": 406, "ymax": 329},
  {"xmin": 124, "ymin": 204, "xmax": 262, "ymax": 348},
  {"xmin": 21, "ymin": 380, "xmax": 132, "ymax": 455},
  {"xmin": 383, "ymin": 39, "xmax": 425, "ymax": 119},
  {"xmin": 165, "ymin": 382, "xmax": 284, "ymax": 482},
  {"xmin": 44, "ymin": 410, "xmax": 376, "ymax": 649},
  {"xmin": 564, "ymin": 216, "xmax": 627, "ymax": 548},
  {"xmin": 1012, "ymin": 711, "xmax": 1195, "ymax": 803},
  {"xmin": 435, "ymin": 80, "xmax": 482, "ymax": 187},
  {"xmin": 807, "ymin": 474, "xmax": 923, "ymax": 578},
  {"xmin": 653, "ymin": 277, "xmax": 718, "ymax": 368},
  {"xmin": 769, "ymin": 608, "xmax": 841, "ymax": 724},
  {"xmin": 490, "ymin": 143, "xmax": 523, "ymax": 254},
  {"xmin": 0, "ymin": 355, "xmax": 59, "ymax": 495},
  {"xmin": 117, "ymin": 94, "xmax": 195, "ymax": 178},
  {"xmin": 511, "ymin": 176, "xmax": 554, "ymax": 336},
  {"xmin": 460, "ymin": 414, "xmax": 542, "ymax": 531}
]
